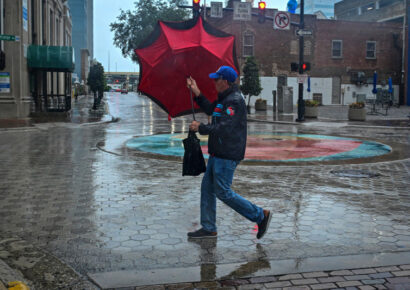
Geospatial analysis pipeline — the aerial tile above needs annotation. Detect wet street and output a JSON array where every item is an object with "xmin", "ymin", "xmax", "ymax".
[{"xmin": 0, "ymin": 92, "xmax": 410, "ymax": 288}]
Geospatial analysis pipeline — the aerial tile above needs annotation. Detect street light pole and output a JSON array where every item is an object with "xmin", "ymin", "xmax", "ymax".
[{"xmin": 296, "ymin": 0, "xmax": 305, "ymax": 122}]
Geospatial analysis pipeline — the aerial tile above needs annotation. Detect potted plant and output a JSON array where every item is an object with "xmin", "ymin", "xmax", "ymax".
[
  {"xmin": 304, "ymin": 99, "xmax": 319, "ymax": 118},
  {"xmin": 255, "ymin": 98, "xmax": 267, "ymax": 111},
  {"xmin": 348, "ymin": 101, "xmax": 366, "ymax": 121}
]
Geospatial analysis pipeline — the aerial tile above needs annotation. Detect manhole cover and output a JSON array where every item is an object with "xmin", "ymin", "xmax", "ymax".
[{"xmin": 331, "ymin": 169, "xmax": 380, "ymax": 178}]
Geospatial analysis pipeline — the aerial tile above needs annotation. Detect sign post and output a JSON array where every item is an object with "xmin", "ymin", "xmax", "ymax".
[{"xmin": 233, "ymin": 2, "xmax": 251, "ymax": 21}]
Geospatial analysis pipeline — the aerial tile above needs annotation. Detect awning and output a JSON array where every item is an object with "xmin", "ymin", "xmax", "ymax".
[{"xmin": 28, "ymin": 45, "xmax": 75, "ymax": 72}]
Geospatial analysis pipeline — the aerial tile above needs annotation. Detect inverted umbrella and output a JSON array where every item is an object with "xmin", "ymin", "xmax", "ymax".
[{"xmin": 135, "ymin": 17, "xmax": 239, "ymax": 118}]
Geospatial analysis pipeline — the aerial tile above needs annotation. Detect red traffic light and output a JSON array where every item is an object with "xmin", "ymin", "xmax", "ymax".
[
  {"xmin": 302, "ymin": 63, "xmax": 307, "ymax": 70},
  {"xmin": 258, "ymin": 1, "xmax": 266, "ymax": 10}
]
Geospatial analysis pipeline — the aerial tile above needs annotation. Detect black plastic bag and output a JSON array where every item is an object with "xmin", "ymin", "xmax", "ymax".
[{"xmin": 182, "ymin": 131, "xmax": 206, "ymax": 176}]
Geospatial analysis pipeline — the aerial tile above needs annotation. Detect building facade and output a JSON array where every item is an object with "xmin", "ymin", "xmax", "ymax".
[
  {"xmin": 335, "ymin": 0, "xmax": 405, "ymax": 23},
  {"xmin": 297, "ymin": 0, "xmax": 342, "ymax": 19},
  {"xmin": 204, "ymin": 6, "xmax": 404, "ymax": 105},
  {"xmin": 0, "ymin": 0, "xmax": 73, "ymax": 119},
  {"xmin": 335, "ymin": 0, "xmax": 408, "ymax": 105},
  {"xmin": 67, "ymin": 0, "xmax": 93, "ymax": 84}
]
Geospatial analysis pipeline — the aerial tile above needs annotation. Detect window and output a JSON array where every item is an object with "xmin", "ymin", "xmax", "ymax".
[
  {"xmin": 49, "ymin": 9, "xmax": 53, "ymax": 45},
  {"xmin": 366, "ymin": 41, "xmax": 376, "ymax": 59},
  {"xmin": 243, "ymin": 32, "xmax": 254, "ymax": 57},
  {"xmin": 332, "ymin": 40, "xmax": 342, "ymax": 58}
]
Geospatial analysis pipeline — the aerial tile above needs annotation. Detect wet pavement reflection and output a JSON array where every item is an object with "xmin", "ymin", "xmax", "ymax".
[{"xmin": 0, "ymin": 92, "xmax": 409, "ymax": 279}]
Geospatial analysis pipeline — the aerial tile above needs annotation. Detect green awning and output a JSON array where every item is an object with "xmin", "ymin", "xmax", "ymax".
[{"xmin": 28, "ymin": 45, "xmax": 74, "ymax": 72}]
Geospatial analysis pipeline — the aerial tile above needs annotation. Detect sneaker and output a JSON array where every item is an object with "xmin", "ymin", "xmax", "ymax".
[
  {"xmin": 257, "ymin": 210, "xmax": 272, "ymax": 239},
  {"xmin": 187, "ymin": 228, "xmax": 217, "ymax": 239}
]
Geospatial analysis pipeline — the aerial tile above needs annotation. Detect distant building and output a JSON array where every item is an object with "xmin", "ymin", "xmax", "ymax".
[
  {"xmin": 297, "ymin": 0, "xmax": 342, "ymax": 19},
  {"xmin": 204, "ymin": 7, "xmax": 404, "ymax": 105},
  {"xmin": 335, "ymin": 0, "xmax": 408, "ymax": 106},
  {"xmin": 335, "ymin": 0, "xmax": 405, "ymax": 23},
  {"xmin": 68, "ymin": 0, "xmax": 93, "ymax": 84}
]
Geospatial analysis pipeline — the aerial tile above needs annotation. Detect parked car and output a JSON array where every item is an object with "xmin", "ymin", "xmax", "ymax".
[{"xmin": 121, "ymin": 89, "xmax": 128, "ymax": 94}]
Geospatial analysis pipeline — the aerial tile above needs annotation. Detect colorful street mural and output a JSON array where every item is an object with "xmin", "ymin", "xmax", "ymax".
[{"xmin": 126, "ymin": 133, "xmax": 391, "ymax": 162}]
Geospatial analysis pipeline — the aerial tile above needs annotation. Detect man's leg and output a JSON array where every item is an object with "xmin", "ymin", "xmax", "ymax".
[
  {"xmin": 200, "ymin": 157, "xmax": 217, "ymax": 232},
  {"xmin": 213, "ymin": 157, "xmax": 264, "ymax": 224}
]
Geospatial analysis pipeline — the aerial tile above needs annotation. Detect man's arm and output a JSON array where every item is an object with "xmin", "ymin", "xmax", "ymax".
[{"xmin": 187, "ymin": 77, "xmax": 215, "ymax": 115}]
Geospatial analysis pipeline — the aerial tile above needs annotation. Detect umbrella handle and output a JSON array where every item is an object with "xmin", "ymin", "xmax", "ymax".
[{"xmin": 189, "ymin": 88, "xmax": 196, "ymax": 121}]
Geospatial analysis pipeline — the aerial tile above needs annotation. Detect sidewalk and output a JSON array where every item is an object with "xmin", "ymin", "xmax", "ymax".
[{"xmin": 0, "ymin": 94, "xmax": 113, "ymax": 130}]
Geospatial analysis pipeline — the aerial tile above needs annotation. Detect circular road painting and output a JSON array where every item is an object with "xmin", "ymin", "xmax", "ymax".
[{"xmin": 126, "ymin": 133, "xmax": 391, "ymax": 162}]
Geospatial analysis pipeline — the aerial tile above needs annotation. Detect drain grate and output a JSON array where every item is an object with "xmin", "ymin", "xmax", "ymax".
[{"xmin": 331, "ymin": 169, "xmax": 380, "ymax": 178}]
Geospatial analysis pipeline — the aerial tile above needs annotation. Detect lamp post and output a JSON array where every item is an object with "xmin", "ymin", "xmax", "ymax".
[{"xmin": 296, "ymin": 0, "xmax": 305, "ymax": 122}]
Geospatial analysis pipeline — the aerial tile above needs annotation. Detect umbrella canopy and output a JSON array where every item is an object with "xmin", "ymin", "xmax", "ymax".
[
  {"xmin": 135, "ymin": 17, "xmax": 239, "ymax": 118},
  {"xmin": 372, "ymin": 71, "xmax": 378, "ymax": 94}
]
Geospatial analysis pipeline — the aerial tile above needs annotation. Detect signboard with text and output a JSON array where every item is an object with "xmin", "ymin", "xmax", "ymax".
[
  {"xmin": 0, "ymin": 35, "xmax": 20, "ymax": 41},
  {"xmin": 233, "ymin": 2, "xmax": 251, "ymax": 21},
  {"xmin": 210, "ymin": 2, "xmax": 223, "ymax": 18},
  {"xmin": 0, "ymin": 72, "xmax": 11, "ymax": 93}
]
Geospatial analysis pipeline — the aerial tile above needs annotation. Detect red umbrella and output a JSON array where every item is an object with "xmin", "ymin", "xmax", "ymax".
[{"xmin": 135, "ymin": 17, "xmax": 239, "ymax": 118}]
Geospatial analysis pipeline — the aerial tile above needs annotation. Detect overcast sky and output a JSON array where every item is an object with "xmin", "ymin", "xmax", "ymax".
[{"xmin": 94, "ymin": 0, "xmax": 289, "ymax": 73}]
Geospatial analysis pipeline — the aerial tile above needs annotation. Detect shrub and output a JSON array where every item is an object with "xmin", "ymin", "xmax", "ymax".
[
  {"xmin": 349, "ymin": 102, "xmax": 365, "ymax": 109},
  {"xmin": 305, "ymin": 100, "xmax": 319, "ymax": 107}
]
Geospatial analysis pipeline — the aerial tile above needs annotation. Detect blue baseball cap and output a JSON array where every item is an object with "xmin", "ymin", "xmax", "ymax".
[{"xmin": 209, "ymin": 66, "xmax": 238, "ymax": 83}]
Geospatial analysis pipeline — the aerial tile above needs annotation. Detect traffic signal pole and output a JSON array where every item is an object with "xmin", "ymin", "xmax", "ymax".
[{"xmin": 296, "ymin": 0, "xmax": 305, "ymax": 122}]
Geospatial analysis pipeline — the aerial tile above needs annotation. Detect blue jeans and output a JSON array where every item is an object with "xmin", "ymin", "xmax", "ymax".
[{"xmin": 200, "ymin": 156, "xmax": 264, "ymax": 232}]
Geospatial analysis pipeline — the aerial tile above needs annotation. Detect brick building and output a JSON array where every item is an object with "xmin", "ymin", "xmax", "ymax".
[
  {"xmin": 0, "ymin": 0, "xmax": 74, "ymax": 120},
  {"xmin": 204, "ymin": 4, "xmax": 404, "ymax": 105}
]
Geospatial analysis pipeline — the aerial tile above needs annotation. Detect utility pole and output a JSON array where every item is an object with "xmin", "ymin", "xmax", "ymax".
[{"xmin": 296, "ymin": 0, "xmax": 305, "ymax": 122}]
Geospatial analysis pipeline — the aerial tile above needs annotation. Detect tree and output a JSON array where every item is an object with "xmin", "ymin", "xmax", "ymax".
[
  {"xmin": 87, "ymin": 60, "xmax": 105, "ymax": 109},
  {"xmin": 110, "ymin": 0, "xmax": 189, "ymax": 63},
  {"xmin": 241, "ymin": 56, "xmax": 262, "ymax": 114}
]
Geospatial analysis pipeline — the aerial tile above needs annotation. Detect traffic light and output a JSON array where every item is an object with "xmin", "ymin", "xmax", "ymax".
[
  {"xmin": 302, "ymin": 62, "xmax": 311, "ymax": 71},
  {"xmin": 193, "ymin": 0, "xmax": 200, "ymax": 18},
  {"xmin": 258, "ymin": 1, "xmax": 266, "ymax": 23},
  {"xmin": 291, "ymin": 62, "xmax": 311, "ymax": 72}
]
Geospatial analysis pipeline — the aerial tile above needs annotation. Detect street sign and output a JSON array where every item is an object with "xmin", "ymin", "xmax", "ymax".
[
  {"xmin": 210, "ymin": 2, "xmax": 223, "ymax": 18},
  {"xmin": 297, "ymin": 74, "xmax": 308, "ymax": 84},
  {"xmin": 233, "ymin": 2, "xmax": 251, "ymax": 21},
  {"xmin": 0, "ymin": 34, "xmax": 20, "ymax": 42},
  {"xmin": 296, "ymin": 29, "xmax": 313, "ymax": 36},
  {"xmin": 274, "ymin": 11, "xmax": 290, "ymax": 30}
]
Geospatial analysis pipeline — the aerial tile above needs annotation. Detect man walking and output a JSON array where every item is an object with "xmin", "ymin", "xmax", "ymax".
[{"xmin": 186, "ymin": 66, "xmax": 271, "ymax": 239}]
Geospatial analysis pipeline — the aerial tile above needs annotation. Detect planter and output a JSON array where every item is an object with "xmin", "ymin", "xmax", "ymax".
[
  {"xmin": 305, "ymin": 106, "xmax": 318, "ymax": 118},
  {"xmin": 255, "ymin": 100, "xmax": 267, "ymax": 111},
  {"xmin": 348, "ymin": 108, "xmax": 366, "ymax": 121}
]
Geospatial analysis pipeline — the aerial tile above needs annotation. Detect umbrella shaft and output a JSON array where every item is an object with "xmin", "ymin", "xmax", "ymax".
[{"xmin": 190, "ymin": 88, "xmax": 196, "ymax": 121}]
